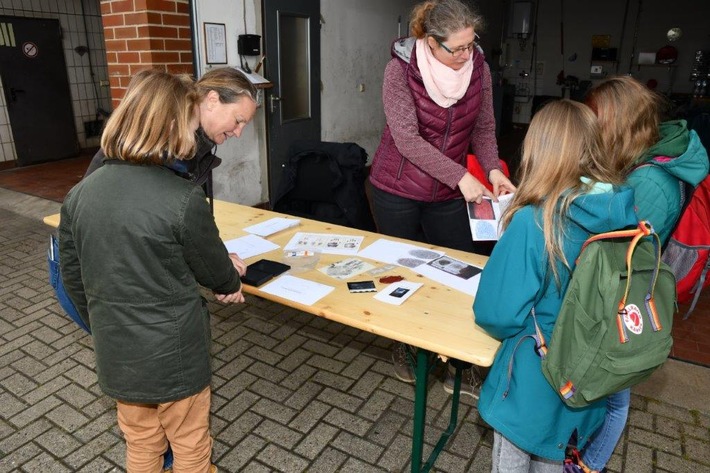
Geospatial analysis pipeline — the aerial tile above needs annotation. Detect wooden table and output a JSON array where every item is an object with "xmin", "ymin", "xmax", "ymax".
[{"xmin": 45, "ymin": 201, "xmax": 500, "ymax": 472}]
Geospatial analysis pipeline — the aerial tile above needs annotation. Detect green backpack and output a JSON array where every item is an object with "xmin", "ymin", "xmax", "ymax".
[{"xmin": 534, "ymin": 221, "xmax": 676, "ymax": 408}]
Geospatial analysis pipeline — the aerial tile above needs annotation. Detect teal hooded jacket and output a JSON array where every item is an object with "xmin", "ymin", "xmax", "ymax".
[
  {"xmin": 473, "ymin": 184, "xmax": 638, "ymax": 461},
  {"xmin": 629, "ymin": 120, "xmax": 709, "ymax": 244}
]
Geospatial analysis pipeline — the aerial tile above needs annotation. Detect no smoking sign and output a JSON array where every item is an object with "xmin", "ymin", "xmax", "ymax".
[{"xmin": 22, "ymin": 41, "xmax": 38, "ymax": 58}]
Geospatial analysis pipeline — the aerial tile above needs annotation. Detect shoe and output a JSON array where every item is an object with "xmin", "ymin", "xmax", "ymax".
[
  {"xmin": 443, "ymin": 363, "xmax": 483, "ymax": 399},
  {"xmin": 210, "ymin": 465, "xmax": 218, "ymax": 473},
  {"xmin": 391, "ymin": 343, "xmax": 416, "ymax": 383}
]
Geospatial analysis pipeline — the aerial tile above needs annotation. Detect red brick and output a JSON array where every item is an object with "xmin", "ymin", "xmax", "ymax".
[
  {"xmin": 163, "ymin": 38, "xmax": 191, "ymax": 51},
  {"xmin": 102, "ymin": 13, "xmax": 126, "ymax": 28},
  {"xmin": 178, "ymin": 26, "xmax": 192, "ymax": 39},
  {"xmin": 175, "ymin": 1, "xmax": 189, "ymax": 14},
  {"xmin": 113, "ymin": 26, "xmax": 138, "ymax": 39},
  {"xmin": 126, "ymin": 38, "xmax": 164, "ymax": 51},
  {"xmin": 111, "ymin": 0, "xmax": 135, "ymax": 14},
  {"xmin": 100, "ymin": 1, "xmax": 112, "ymax": 15},
  {"xmin": 108, "ymin": 63, "xmax": 130, "ymax": 76},
  {"xmin": 179, "ymin": 51, "xmax": 193, "ymax": 63},
  {"xmin": 160, "ymin": 13, "xmax": 189, "ymax": 27},
  {"xmin": 123, "ymin": 12, "xmax": 150, "ymax": 25},
  {"xmin": 137, "ymin": 25, "xmax": 179, "ymax": 39},
  {"xmin": 116, "ymin": 51, "xmax": 141, "ymax": 63},
  {"xmin": 105, "ymin": 39, "xmax": 128, "ymax": 52},
  {"xmin": 149, "ymin": 51, "xmax": 180, "ymax": 63}
]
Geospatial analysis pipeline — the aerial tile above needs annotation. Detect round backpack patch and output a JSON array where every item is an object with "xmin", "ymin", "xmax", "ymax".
[{"xmin": 623, "ymin": 304, "xmax": 644, "ymax": 335}]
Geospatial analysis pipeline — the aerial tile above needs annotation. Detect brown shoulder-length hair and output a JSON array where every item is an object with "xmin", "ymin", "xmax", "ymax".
[
  {"xmin": 101, "ymin": 69, "xmax": 199, "ymax": 164},
  {"xmin": 409, "ymin": 0, "xmax": 484, "ymax": 40},
  {"xmin": 501, "ymin": 99, "xmax": 622, "ymax": 286},
  {"xmin": 585, "ymin": 75, "xmax": 661, "ymax": 173}
]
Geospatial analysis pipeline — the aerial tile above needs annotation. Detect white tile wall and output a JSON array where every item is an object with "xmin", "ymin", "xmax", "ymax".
[{"xmin": 0, "ymin": 0, "xmax": 109, "ymax": 163}]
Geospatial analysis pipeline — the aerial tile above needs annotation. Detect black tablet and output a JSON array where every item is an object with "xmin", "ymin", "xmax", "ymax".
[{"xmin": 241, "ymin": 259, "xmax": 290, "ymax": 286}]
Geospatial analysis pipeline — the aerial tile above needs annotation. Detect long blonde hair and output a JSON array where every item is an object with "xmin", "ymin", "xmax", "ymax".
[
  {"xmin": 409, "ymin": 0, "xmax": 484, "ymax": 40},
  {"xmin": 101, "ymin": 69, "xmax": 198, "ymax": 164},
  {"xmin": 501, "ymin": 99, "xmax": 622, "ymax": 285},
  {"xmin": 585, "ymin": 75, "xmax": 660, "ymax": 173}
]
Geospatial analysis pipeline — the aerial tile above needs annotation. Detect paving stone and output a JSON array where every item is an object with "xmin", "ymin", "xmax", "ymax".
[
  {"xmin": 316, "ymin": 387, "xmax": 363, "ymax": 413},
  {"xmin": 656, "ymin": 450, "xmax": 710, "ymax": 473},
  {"xmin": 219, "ymin": 434, "xmax": 267, "ymax": 472},
  {"xmin": 627, "ymin": 425, "xmax": 683, "ymax": 456},
  {"xmin": 324, "ymin": 407, "xmax": 373, "ymax": 436},
  {"xmin": 45, "ymin": 403, "xmax": 90, "ymax": 432},
  {"xmin": 330, "ymin": 430, "xmax": 384, "ymax": 463},
  {"xmin": 215, "ymin": 410, "xmax": 262, "ymax": 444},
  {"xmin": 293, "ymin": 422, "xmax": 339, "ymax": 460},
  {"xmin": 684, "ymin": 436, "xmax": 710, "ymax": 465},
  {"xmin": 647, "ymin": 399, "xmax": 697, "ymax": 423},
  {"xmin": 250, "ymin": 398, "xmax": 298, "ymax": 424},
  {"xmin": 256, "ymin": 443, "xmax": 309, "ymax": 472},
  {"xmin": 288, "ymin": 399, "xmax": 331, "ymax": 434},
  {"xmin": 307, "ymin": 446, "xmax": 348, "ymax": 472},
  {"xmin": 35, "ymin": 426, "xmax": 82, "ymax": 456}
]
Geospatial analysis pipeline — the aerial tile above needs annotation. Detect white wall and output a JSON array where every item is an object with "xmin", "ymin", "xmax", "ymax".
[
  {"xmin": 193, "ymin": 0, "xmax": 417, "ymax": 205},
  {"xmin": 0, "ymin": 0, "xmax": 110, "ymax": 162},
  {"xmin": 320, "ymin": 0, "xmax": 417, "ymax": 158},
  {"xmin": 192, "ymin": 0, "xmax": 267, "ymax": 206},
  {"xmin": 498, "ymin": 0, "xmax": 709, "ymax": 123}
]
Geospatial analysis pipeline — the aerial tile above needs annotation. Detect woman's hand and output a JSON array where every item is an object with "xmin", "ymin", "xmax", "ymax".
[
  {"xmin": 489, "ymin": 169, "xmax": 517, "ymax": 197},
  {"xmin": 458, "ymin": 173, "xmax": 494, "ymax": 204},
  {"xmin": 215, "ymin": 288, "xmax": 245, "ymax": 304},
  {"xmin": 229, "ymin": 253, "xmax": 247, "ymax": 276}
]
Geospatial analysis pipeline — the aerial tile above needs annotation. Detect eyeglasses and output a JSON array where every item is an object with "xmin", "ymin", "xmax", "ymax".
[{"xmin": 435, "ymin": 38, "xmax": 477, "ymax": 58}]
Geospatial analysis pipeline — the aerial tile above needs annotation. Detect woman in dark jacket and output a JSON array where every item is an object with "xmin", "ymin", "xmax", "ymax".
[
  {"xmin": 59, "ymin": 70, "xmax": 244, "ymax": 473},
  {"xmin": 84, "ymin": 67, "xmax": 259, "ymax": 191}
]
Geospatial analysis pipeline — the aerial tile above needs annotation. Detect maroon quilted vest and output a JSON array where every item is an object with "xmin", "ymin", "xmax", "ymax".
[{"xmin": 371, "ymin": 41, "xmax": 484, "ymax": 202}]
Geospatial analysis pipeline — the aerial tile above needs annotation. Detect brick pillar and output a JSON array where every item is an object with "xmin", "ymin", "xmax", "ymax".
[{"xmin": 100, "ymin": 0, "xmax": 194, "ymax": 108}]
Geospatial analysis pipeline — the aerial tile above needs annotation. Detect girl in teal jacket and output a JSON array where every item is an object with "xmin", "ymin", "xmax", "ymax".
[{"xmin": 473, "ymin": 100, "xmax": 638, "ymax": 471}]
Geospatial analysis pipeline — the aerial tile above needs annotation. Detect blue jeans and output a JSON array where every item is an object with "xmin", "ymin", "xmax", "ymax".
[
  {"xmin": 492, "ymin": 431, "xmax": 561, "ymax": 473},
  {"xmin": 370, "ymin": 185, "xmax": 481, "ymax": 252},
  {"xmin": 581, "ymin": 388, "xmax": 630, "ymax": 471}
]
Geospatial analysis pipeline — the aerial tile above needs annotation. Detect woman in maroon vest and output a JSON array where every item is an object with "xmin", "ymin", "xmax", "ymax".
[{"xmin": 369, "ymin": 0, "xmax": 515, "ymax": 396}]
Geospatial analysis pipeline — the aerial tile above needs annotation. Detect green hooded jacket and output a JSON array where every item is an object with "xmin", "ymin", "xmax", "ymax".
[{"xmin": 628, "ymin": 119, "xmax": 709, "ymax": 243}]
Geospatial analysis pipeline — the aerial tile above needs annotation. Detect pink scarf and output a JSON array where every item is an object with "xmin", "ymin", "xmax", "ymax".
[{"xmin": 415, "ymin": 38, "xmax": 473, "ymax": 108}]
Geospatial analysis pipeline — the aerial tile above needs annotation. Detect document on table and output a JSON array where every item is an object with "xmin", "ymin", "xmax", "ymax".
[
  {"xmin": 415, "ymin": 255, "xmax": 481, "ymax": 297},
  {"xmin": 224, "ymin": 234, "xmax": 280, "ymax": 260},
  {"xmin": 243, "ymin": 217, "xmax": 300, "ymax": 237},
  {"xmin": 259, "ymin": 275, "xmax": 335, "ymax": 306},
  {"xmin": 284, "ymin": 232, "xmax": 364, "ymax": 255},
  {"xmin": 357, "ymin": 238, "xmax": 444, "ymax": 268},
  {"xmin": 467, "ymin": 193, "xmax": 514, "ymax": 241}
]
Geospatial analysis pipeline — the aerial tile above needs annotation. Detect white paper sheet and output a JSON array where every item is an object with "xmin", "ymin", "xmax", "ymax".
[
  {"xmin": 243, "ymin": 217, "xmax": 300, "ymax": 237},
  {"xmin": 374, "ymin": 281, "xmax": 423, "ymax": 305},
  {"xmin": 415, "ymin": 255, "xmax": 481, "ymax": 296},
  {"xmin": 259, "ymin": 275, "xmax": 335, "ymax": 306},
  {"xmin": 224, "ymin": 234, "xmax": 280, "ymax": 260},
  {"xmin": 466, "ymin": 193, "xmax": 515, "ymax": 241},
  {"xmin": 284, "ymin": 232, "xmax": 364, "ymax": 255},
  {"xmin": 357, "ymin": 238, "xmax": 444, "ymax": 268}
]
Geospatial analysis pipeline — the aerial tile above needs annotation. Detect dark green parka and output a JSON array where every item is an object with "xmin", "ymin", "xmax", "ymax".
[{"xmin": 59, "ymin": 160, "xmax": 240, "ymax": 403}]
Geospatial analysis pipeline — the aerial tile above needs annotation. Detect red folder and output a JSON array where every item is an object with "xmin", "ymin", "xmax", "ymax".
[{"xmin": 467, "ymin": 154, "xmax": 509, "ymax": 192}]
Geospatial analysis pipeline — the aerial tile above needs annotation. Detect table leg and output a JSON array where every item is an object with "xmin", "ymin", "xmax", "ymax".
[
  {"xmin": 411, "ymin": 352, "xmax": 470, "ymax": 473},
  {"xmin": 411, "ymin": 348, "xmax": 430, "ymax": 473}
]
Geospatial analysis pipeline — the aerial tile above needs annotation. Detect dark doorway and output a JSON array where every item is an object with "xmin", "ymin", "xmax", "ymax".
[
  {"xmin": 0, "ymin": 15, "xmax": 78, "ymax": 166},
  {"xmin": 262, "ymin": 0, "xmax": 321, "ymax": 204}
]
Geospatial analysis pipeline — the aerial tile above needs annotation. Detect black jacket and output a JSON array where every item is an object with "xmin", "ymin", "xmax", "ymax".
[{"xmin": 272, "ymin": 140, "xmax": 376, "ymax": 231}]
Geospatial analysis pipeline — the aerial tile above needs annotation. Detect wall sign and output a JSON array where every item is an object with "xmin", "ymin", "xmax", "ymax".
[
  {"xmin": 22, "ymin": 41, "xmax": 38, "ymax": 58},
  {"xmin": 204, "ymin": 22, "xmax": 227, "ymax": 65}
]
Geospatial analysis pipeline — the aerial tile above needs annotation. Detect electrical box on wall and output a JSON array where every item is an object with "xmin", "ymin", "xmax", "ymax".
[{"xmin": 238, "ymin": 34, "xmax": 261, "ymax": 56}]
